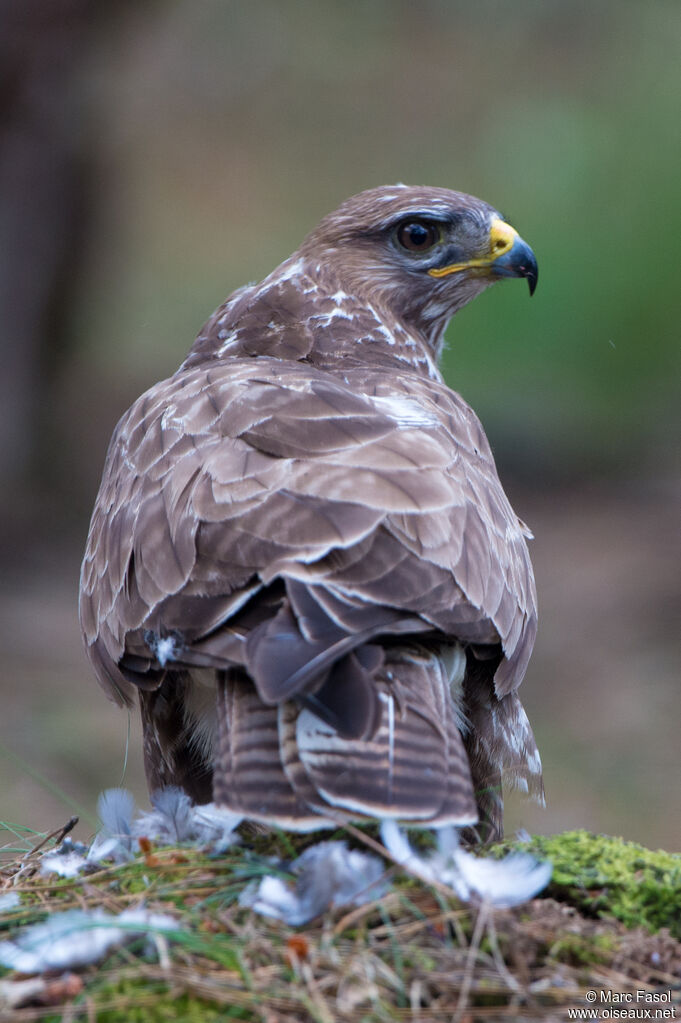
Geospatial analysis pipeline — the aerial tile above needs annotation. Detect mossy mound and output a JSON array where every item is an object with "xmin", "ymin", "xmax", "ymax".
[{"xmin": 1, "ymin": 827, "xmax": 680, "ymax": 1021}]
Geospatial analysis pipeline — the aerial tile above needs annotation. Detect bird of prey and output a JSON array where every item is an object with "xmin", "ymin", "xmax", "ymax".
[{"xmin": 80, "ymin": 184, "xmax": 543, "ymax": 840}]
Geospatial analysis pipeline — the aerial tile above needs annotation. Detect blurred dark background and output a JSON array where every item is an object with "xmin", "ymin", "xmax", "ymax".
[{"xmin": 1, "ymin": 0, "xmax": 679, "ymax": 850}]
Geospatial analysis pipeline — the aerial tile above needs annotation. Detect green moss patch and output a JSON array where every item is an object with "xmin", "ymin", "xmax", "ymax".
[{"xmin": 518, "ymin": 830, "xmax": 681, "ymax": 938}]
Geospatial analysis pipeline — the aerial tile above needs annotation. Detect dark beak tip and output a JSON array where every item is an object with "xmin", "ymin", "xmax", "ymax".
[
  {"xmin": 519, "ymin": 248, "xmax": 539, "ymax": 297},
  {"xmin": 491, "ymin": 237, "xmax": 538, "ymax": 295}
]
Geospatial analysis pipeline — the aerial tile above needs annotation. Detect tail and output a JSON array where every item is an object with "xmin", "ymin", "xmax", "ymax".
[{"xmin": 213, "ymin": 642, "xmax": 479, "ymax": 831}]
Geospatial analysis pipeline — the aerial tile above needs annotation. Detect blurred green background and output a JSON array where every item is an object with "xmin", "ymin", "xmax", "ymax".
[{"xmin": 1, "ymin": 0, "xmax": 679, "ymax": 851}]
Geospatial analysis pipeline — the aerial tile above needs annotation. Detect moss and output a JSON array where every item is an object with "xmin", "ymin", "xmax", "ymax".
[
  {"xmin": 506, "ymin": 830, "xmax": 681, "ymax": 939},
  {"xmin": 548, "ymin": 930, "xmax": 615, "ymax": 967},
  {"xmin": 78, "ymin": 976, "xmax": 254, "ymax": 1022}
]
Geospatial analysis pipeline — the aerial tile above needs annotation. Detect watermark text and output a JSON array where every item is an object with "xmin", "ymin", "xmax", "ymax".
[{"xmin": 567, "ymin": 989, "xmax": 677, "ymax": 1020}]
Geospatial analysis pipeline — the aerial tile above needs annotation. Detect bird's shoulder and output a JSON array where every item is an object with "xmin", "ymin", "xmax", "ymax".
[{"xmin": 99, "ymin": 356, "xmax": 507, "ymax": 524}]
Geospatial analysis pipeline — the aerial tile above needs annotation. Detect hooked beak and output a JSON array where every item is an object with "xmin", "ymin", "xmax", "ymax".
[{"xmin": 488, "ymin": 218, "xmax": 538, "ymax": 295}]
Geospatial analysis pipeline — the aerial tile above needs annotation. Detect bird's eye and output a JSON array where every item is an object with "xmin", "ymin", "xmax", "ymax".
[{"xmin": 396, "ymin": 220, "xmax": 439, "ymax": 253}]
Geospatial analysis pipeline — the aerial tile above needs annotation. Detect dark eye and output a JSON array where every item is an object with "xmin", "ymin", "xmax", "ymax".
[{"xmin": 396, "ymin": 220, "xmax": 439, "ymax": 253}]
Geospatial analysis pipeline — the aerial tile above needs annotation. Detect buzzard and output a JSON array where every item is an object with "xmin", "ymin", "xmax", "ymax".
[{"xmin": 80, "ymin": 185, "xmax": 542, "ymax": 840}]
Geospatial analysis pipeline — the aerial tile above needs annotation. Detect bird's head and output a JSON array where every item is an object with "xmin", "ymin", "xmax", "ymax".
[{"xmin": 299, "ymin": 184, "xmax": 538, "ymax": 350}]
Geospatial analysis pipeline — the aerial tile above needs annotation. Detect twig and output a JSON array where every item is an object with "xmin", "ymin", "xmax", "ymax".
[
  {"xmin": 25, "ymin": 815, "xmax": 79, "ymax": 857},
  {"xmin": 453, "ymin": 899, "xmax": 488, "ymax": 1021},
  {"xmin": 486, "ymin": 908, "xmax": 521, "ymax": 995}
]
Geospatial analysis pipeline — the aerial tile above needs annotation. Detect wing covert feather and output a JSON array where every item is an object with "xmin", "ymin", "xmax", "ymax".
[{"xmin": 80, "ymin": 357, "xmax": 536, "ymax": 703}]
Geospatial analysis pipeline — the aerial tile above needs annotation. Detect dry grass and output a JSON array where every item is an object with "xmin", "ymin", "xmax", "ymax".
[{"xmin": 1, "ymin": 824, "xmax": 680, "ymax": 1022}]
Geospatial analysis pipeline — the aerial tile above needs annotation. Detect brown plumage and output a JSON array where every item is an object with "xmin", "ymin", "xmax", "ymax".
[{"xmin": 80, "ymin": 184, "xmax": 543, "ymax": 839}]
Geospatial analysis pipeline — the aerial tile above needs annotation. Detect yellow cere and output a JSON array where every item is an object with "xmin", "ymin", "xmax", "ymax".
[{"xmin": 428, "ymin": 217, "xmax": 519, "ymax": 279}]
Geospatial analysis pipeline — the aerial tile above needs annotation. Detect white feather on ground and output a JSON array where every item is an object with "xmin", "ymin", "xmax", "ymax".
[
  {"xmin": 87, "ymin": 788, "xmax": 136, "ymax": 864},
  {"xmin": 133, "ymin": 787, "xmax": 241, "ymax": 849},
  {"xmin": 0, "ymin": 893, "xmax": 21, "ymax": 913},
  {"xmin": 238, "ymin": 841, "xmax": 389, "ymax": 925},
  {"xmin": 39, "ymin": 840, "xmax": 92, "ymax": 878},
  {"xmin": 40, "ymin": 788, "xmax": 241, "ymax": 877},
  {"xmin": 380, "ymin": 821, "xmax": 553, "ymax": 908},
  {"xmin": 0, "ymin": 907, "xmax": 178, "ymax": 973}
]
